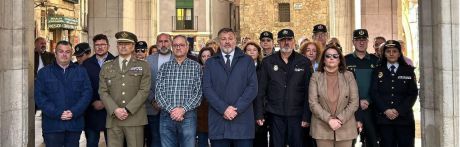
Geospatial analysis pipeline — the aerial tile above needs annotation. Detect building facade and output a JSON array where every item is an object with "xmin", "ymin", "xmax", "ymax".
[{"xmin": 33, "ymin": 0, "xmax": 88, "ymax": 52}]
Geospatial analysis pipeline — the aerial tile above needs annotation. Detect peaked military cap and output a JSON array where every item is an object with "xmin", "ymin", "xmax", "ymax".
[
  {"xmin": 115, "ymin": 31, "xmax": 138, "ymax": 43},
  {"xmin": 383, "ymin": 40, "xmax": 402, "ymax": 51}
]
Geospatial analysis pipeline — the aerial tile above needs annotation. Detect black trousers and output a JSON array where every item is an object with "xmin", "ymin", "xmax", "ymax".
[
  {"xmin": 267, "ymin": 113, "xmax": 303, "ymax": 147},
  {"xmin": 254, "ymin": 121, "xmax": 270, "ymax": 147},
  {"xmin": 302, "ymin": 127, "xmax": 316, "ymax": 147},
  {"xmin": 378, "ymin": 124, "xmax": 415, "ymax": 147}
]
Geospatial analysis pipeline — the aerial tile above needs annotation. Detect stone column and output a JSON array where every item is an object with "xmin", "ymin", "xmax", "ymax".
[
  {"xmin": 0, "ymin": 0, "xmax": 35, "ymax": 146},
  {"xmin": 135, "ymin": 0, "xmax": 156, "ymax": 44},
  {"xmin": 419, "ymin": 0, "xmax": 459, "ymax": 146},
  {"xmin": 88, "ymin": 0, "xmax": 136, "ymax": 55},
  {"xmin": 329, "ymin": 0, "xmax": 354, "ymax": 53}
]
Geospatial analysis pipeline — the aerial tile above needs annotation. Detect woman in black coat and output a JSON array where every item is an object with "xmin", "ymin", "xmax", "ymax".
[{"xmin": 370, "ymin": 40, "xmax": 418, "ymax": 147}]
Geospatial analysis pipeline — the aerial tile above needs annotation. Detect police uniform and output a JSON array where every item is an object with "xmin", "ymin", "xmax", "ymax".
[
  {"xmin": 99, "ymin": 31, "xmax": 151, "ymax": 147},
  {"xmin": 256, "ymin": 29, "xmax": 312, "ymax": 147},
  {"xmin": 259, "ymin": 31, "xmax": 276, "ymax": 57},
  {"xmin": 371, "ymin": 40, "xmax": 418, "ymax": 147},
  {"xmin": 345, "ymin": 29, "xmax": 380, "ymax": 147}
]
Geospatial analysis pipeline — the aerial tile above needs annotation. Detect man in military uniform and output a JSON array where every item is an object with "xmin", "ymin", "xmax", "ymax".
[
  {"xmin": 311, "ymin": 24, "xmax": 329, "ymax": 47},
  {"xmin": 259, "ymin": 31, "xmax": 275, "ymax": 57},
  {"xmin": 345, "ymin": 29, "xmax": 380, "ymax": 147},
  {"xmin": 99, "ymin": 31, "xmax": 151, "ymax": 147}
]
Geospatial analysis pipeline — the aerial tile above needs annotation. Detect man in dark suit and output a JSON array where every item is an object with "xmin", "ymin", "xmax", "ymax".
[
  {"xmin": 81, "ymin": 34, "xmax": 116, "ymax": 147},
  {"xmin": 34, "ymin": 37, "xmax": 55, "ymax": 78}
]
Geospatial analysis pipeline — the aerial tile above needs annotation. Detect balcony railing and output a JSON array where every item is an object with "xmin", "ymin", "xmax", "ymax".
[{"xmin": 172, "ymin": 16, "xmax": 198, "ymax": 31}]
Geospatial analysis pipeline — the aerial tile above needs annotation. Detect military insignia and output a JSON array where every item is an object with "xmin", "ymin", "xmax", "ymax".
[
  {"xmin": 273, "ymin": 65, "xmax": 279, "ymax": 71},
  {"xmin": 130, "ymin": 66, "xmax": 143, "ymax": 71},
  {"xmin": 371, "ymin": 64, "xmax": 375, "ymax": 68},
  {"xmin": 121, "ymin": 32, "xmax": 128, "ymax": 38},
  {"xmin": 283, "ymin": 30, "xmax": 288, "ymax": 35},
  {"xmin": 264, "ymin": 32, "xmax": 269, "ymax": 36},
  {"xmin": 359, "ymin": 30, "xmax": 365, "ymax": 35},
  {"xmin": 378, "ymin": 72, "xmax": 383, "ymax": 78},
  {"xmin": 76, "ymin": 47, "xmax": 80, "ymax": 52},
  {"xmin": 139, "ymin": 42, "xmax": 143, "ymax": 45}
]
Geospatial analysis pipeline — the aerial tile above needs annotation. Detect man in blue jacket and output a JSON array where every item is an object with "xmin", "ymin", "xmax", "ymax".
[
  {"xmin": 35, "ymin": 40, "xmax": 92, "ymax": 146},
  {"xmin": 203, "ymin": 28, "xmax": 258, "ymax": 147},
  {"xmin": 82, "ymin": 34, "xmax": 116, "ymax": 147}
]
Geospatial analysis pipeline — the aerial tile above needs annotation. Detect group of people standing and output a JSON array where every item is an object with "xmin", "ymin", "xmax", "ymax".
[{"xmin": 34, "ymin": 24, "xmax": 418, "ymax": 147}]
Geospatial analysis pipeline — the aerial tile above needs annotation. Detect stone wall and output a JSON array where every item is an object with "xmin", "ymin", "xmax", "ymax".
[{"xmin": 239, "ymin": 0, "xmax": 329, "ymax": 44}]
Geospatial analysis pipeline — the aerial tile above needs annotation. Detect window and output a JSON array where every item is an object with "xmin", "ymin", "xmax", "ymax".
[
  {"xmin": 176, "ymin": 0, "xmax": 194, "ymax": 30},
  {"xmin": 278, "ymin": 3, "xmax": 290, "ymax": 22}
]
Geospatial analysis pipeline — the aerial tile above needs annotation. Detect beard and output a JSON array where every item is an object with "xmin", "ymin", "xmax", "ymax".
[
  {"xmin": 280, "ymin": 47, "xmax": 293, "ymax": 53},
  {"xmin": 159, "ymin": 47, "xmax": 171, "ymax": 55},
  {"xmin": 221, "ymin": 47, "xmax": 234, "ymax": 54}
]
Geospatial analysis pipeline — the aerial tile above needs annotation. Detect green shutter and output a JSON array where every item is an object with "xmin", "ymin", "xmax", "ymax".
[{"xmin": 176, "ymin": 0, "xmax": 193, "ymax": 8}]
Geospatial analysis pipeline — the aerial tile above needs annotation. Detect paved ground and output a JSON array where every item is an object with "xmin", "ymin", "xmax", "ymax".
[{"xmin": 35, "ymin": 99, "xmax": 422, "ymax": 147}]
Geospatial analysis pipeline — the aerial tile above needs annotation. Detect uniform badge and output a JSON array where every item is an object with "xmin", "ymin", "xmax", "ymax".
[
  {"xmin": 398, "ymin": 76, "xmax": 412, "ymax": 80},
  {"xmin": 283, "ymin": 30, "xmax": 288, "ymax": 35},
  {"xmin": 76, "ymin": 47, "xmax": 80, "ymax": 52},
  {"xmin": 139, "ymin": 42, "xmax": 143, "ymax": 45},
  {"xmin": 370, "ymin": 64, "xmax": 375, "ymax": 68},
  {"xmin": 273, "ymin": 65, "xmax": 279, "ymax": 71},
  {"xmin": 378, "ymin": 72, "xmax": 383, "ymax": 78},
  {"xmin": 121, "ymin": 32, "xmax": 129, "ymax": 38},
  {"xmin": 318, "ymin": 25, "xmax": 323, "ymax": 29},
  {"xmin": 264, "ymin": 32, "xmax": 269, "ymax": 36},
  {"xmin": 294, "ymin": 68, "xmax": 304, "ymax": 72},
  {"xmin": 359, "ymin": 30, "xmax": 365, "ymax": 35}
]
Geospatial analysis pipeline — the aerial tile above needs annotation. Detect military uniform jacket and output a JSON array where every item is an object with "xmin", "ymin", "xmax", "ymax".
[
  {"xmin": 99, "ymin": 57, "xmax": 151, "ymax": 127},
  {"xmin": 370, "ymin": 64, "xmax": 418, "ymax": 125}
]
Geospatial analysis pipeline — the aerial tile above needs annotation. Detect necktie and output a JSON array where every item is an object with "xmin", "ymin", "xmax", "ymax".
[
  {"xmin": 122, "ymin": 59, "xmax": 128, "ymax": 72},
  {"xmin": 390, "ymin": 65, "xmax": 396, "ymax": 76},
  {"xmin": 225, "ymin": 54, "xmax": 231, "ymax": 69}
]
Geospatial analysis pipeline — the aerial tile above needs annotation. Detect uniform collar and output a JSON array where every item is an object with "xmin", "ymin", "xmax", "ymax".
[{"xmin": 352, "ymin": 51, "xmax": 371, "ymax": 60}]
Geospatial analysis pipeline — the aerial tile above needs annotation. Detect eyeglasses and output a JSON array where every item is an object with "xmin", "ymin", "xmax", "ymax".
[
  {"xmin": 325, "ymin": 54, "xmax": 340, "ymax": 59},
  {"xmin": 94, "ymin": 44, "xmax": 108, "ymax": 48},
  {"xmin": 172, "ymin": 44, "xmax": 187, "ymax": 48},
  {"xmin": 135, "ymin": 49, "xmax": 146, "ymax": 53}
]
